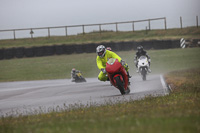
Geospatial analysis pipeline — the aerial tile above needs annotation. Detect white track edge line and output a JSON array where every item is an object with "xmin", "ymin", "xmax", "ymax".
[{"xmin": 160, "ymin": 75, "xmax": 169, "ymax": 95}]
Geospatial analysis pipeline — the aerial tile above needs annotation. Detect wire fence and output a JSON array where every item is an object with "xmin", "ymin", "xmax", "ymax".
[{"xmin": 0, "ymin": 16, "xmax": 199, "ymax": 40}]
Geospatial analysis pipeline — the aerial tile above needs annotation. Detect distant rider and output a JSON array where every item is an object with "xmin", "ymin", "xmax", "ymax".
[
  {"xmin": 71, "ymin": 68, "xmax": 80, "ymax": 82},
  {"xmin": 106, "ymin": 47, "xmax": 112, "ymax": 51},
  {"xmin": 96, "ymin": 45, "xmax": 131, "ymax": 82},
  {"xmin": 134, "ymin": 45, "xmax": 151, "ymax": 73}
]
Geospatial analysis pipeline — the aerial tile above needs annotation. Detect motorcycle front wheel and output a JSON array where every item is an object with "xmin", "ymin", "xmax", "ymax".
[
  {"xmin": 114, "ymin": 76, "xmax": 125, "ymax": 95},
  {"xmin": 141, "ymin": 68, "xmax": 147, "ymax": 81}
]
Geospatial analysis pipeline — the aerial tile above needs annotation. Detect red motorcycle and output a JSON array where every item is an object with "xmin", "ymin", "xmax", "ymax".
[{"xmin": 106, "ymin": 58, "xmax": 130, "ymax": 95}]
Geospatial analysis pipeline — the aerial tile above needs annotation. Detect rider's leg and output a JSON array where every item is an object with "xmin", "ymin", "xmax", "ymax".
[
  {"xmin": 98, "ymin": 71, "xmax": 108, "ymax": 81},
  {"xmin": 148, "ymin": 62, "xmax": 151, "ymax": 73},
  {"xmin": 71, "ymin": 73, "xmax": 76, "ymax": 82},
  {"xmin": 123, "ymin": 63, "xmax": 131, "ymax": 85},
  {"xmin": 123, "ymin": 63, "xmax": 131, "ymax": 78},
  {"xmin": 136, "ymin": 62, "xmax": 139, "ymax": 73}
]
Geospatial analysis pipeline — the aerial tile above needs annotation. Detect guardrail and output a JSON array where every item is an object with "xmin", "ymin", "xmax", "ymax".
[{"xmin": 0, "ymin": 17, "xmax": 167, "ymax": 40}]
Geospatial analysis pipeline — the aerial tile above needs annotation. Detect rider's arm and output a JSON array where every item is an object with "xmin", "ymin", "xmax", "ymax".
[
  {"xmin": 146, "ymin": 53, "xmax": 150, "ymax": 59},
  {"xmin": 144, "ymin": 50, "xmax": 150, "ymax": 59},
  {"xmin": 108, "ymin": 51, "xmax": 122, "ymax": 62},
  {"xmin": 134, "ymin": 55, "xmax": 137, "ymax": 60},
  {"xmin": 147, "ymin": 54, "xmax": 151, "ymax": 62},
  {"xmin": 76, "ymin": 70, "xmax": 80, "ymax": 73},
  {"xmin": 143, "ymin": 51, "xmax": 149, "ymax": 59},
  {"xmin": 145, "ymin": 51, "xmax": 151, "ymax": 62},
  {"xmin": 71, "ymin": 72, "xmax": 76, "ymax": 79},
  {"xmin": 96, "ymin": 56, "xmax": 104, "ymax": 70},
  {"xmin": 134, "ymin": 53, "xmax": 138, "ymax": 64}
]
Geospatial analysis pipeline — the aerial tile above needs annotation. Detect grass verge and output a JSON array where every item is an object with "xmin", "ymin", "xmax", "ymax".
[
  {"xmin": 0, "ymin": 48, "xmax": 200, "ymax": 82},
  {"xmin": 0, "ymin": 68, "xmax": 199, "ymax": 133}
]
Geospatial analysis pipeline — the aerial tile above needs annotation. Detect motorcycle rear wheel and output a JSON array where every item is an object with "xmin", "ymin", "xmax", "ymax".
[{"xmin": 115, "ymin": 76, "xmax": 125, "ymax": 95}]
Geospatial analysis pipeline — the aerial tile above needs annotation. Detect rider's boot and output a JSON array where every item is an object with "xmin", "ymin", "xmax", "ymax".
[
  {"xmin": 148, "ymin": 69, "xmax": 151, "ymax": 73},
  {"xmin": 71, "ymin": 78, "xmax": 75, "ymax": 82},
  {"xmin": 106, "ymin": 77, "xmax": 110, "ymax": 81},
  {"xmin": 126, "ymin": 71, "xmax": 131, "ymax": 85},
  {"xmin": 135, "ymin": 64, "xmax": 139, "ymax": 73},
  {"xmin": 127, "ymin": 71, "xmax": 131, "ymax": 78},
  {"xmin": 125, "ymin": 86, "xmax": 130, "ymax": 94}
]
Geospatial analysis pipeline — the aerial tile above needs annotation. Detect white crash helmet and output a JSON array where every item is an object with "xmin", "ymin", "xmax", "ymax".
[{"xmin": 96, "ymin": 45, "xmax": 106, "ymax": 58}]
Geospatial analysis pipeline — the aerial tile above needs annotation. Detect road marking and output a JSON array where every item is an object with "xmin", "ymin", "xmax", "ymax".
[{"xmin": 160, "ymin": 75, "xmax": 169, "ymax": 95}]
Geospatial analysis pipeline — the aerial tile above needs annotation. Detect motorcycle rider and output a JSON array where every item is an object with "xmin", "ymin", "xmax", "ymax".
[
  {"xmin": 134, "ymin": 45, "xmax": 151, "ymax": 73},
  {"xmin": 96, "ymin": 45, "xmax": 131, "ymax": 82},
  {"xmin": 71, "ymin": 68, "xmax": 80, "ymax": 82},
  {"xmin": 106, "ymin": 47, "xmax": 112, "ymax": 51}
]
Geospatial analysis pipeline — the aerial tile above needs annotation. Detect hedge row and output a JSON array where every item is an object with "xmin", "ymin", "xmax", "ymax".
[{"xmin": 0, "ymin": 40, "xmax": 180, "ymax": 60}]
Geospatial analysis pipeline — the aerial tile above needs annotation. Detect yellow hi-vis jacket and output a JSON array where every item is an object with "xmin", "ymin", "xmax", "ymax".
[{"xmin": 96, "ymin": 50, "xmax": 122, "ymax": 70}]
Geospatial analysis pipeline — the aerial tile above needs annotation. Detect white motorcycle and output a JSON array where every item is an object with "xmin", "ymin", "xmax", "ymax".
[{"xmin": 137, "ymin": 56, "xmax": 150, "ymax": 81}]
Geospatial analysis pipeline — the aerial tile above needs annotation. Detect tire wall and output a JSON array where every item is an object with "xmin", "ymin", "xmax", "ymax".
[{"xmin": 0, "ymin": 40, "xmax": 181, "ymax": 60}]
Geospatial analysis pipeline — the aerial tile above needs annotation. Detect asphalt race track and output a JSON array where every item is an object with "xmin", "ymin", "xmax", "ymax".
[{"xmin": 0, "ymin": 74, "xmax": 169, "ymax": 117}]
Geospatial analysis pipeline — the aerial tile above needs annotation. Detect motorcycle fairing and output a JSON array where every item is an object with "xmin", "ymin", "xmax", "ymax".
[{"xmin": 106, "ymin": 59, "xmax": 128, "ymax": 90}]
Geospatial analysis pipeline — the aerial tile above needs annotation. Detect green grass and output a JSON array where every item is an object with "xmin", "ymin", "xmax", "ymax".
[
  {"xmin": 0, "ymin": 68, "xmax": 200, "ymax": 133},
  {"xmin": 0, "ymin": 48, "xmax": 200, "ymax": 82},
  {"xmin": 0, "ymin": 27, "xmax": 199, "ymax": 48},
  {"xmin": 0, "ymin": 27, "xmax": 200, "ymax": 132}
]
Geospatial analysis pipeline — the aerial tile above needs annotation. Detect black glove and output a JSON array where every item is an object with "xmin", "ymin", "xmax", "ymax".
[
  {"xmin": 101, "ymin": 68, "xmax": 107, "ymax": 74},
  {"xmin": 121, "ymin": 60, "xmax": 125, "ymax": 66}
]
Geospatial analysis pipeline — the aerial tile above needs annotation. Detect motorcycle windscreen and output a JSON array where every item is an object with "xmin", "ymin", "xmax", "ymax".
[
  {"xmin": 139, "ymin": 56, "xmax": 147, "ymax": 60},
  {"xmin": 107, "ymin": 58, "xmax": 116, "ymax": 65},
  {"xmin": 106, "ymin": 58, "xmax": 121, "ymax": 74}
]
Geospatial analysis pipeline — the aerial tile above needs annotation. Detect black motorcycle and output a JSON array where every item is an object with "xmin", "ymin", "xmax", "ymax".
[{"xmin": 72, "ymin": 72, "xmax": 86, "ymax": 83}]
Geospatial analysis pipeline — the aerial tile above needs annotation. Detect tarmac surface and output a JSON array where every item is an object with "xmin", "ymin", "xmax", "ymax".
[{"xmin": 0, "ymin": 74, "xmax": 169, "ymax": 117}]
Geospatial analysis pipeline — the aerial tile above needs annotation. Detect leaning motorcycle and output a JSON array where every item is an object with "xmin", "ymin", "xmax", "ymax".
[
  {"xmin": 73, "ymin": 72, "xmax": 87, "ymax": 83},
  {"xmin": 106, "ymin": 58, "xmax": 130, "ymax": 95},
  {"xmin": 137, "ymin": 56, "xmax": 149, "ymax": 81}
]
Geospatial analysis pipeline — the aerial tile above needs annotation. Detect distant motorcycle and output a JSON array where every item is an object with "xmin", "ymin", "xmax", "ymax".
[
  {"xmin": 72, "ymin": 72, "xmax": 86, "ymax": 83},
  {"xmin": 106, "ymin": 58, "xmax": 130, "ymax": 95},
  {"xmin": 137, "ymin": 56, "xmax": 149, "ymax": 81}
]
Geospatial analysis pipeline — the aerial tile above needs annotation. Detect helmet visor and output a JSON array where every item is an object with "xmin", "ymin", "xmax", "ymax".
[{"xmin": 98, "ymin": 51, "xmax": 104, "ymax": 56}]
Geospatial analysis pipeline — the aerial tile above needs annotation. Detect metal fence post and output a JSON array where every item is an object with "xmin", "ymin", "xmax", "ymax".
[
  {"xmin": 164, "ymin": 17, "xmax": 167, "ymax": 30},
  {"xmin": 99, "ymin": 24, "xmax": 102, "ymax": 34},
  {"xmin": 132, "ymin": 22, "xmax": 134, "ymax": 32},
  {"xmin": 82, "ymin": 25, "xmax": 85, "ymax": 34},
  {"xmin": 180, "ymin": 16, "xmax": 183, "ymax": 29},
  {"xmin": 116, "ymin": 23, "xmax": 118, "ymax": 32},
  {"xmin": 30, "ymin": 29, "xmax": 34, "ymax": 39},
  {"xmin": 48, "ymin": 28, "xmax": 50, "ymax": 37},
  {"xmin": 196, "ymin": 16, "xmax": 199, "ymax": 28},
  {"xmin": 65, "ymin": 26, "xmax": 68, "ymax": 36},
  {"xmin": 13, "ymin": 30, "xmax": 16, "ymax": 40},
  {"xmin": 148, "ymin": 19, "xmax": 151, "ymax": 30}
]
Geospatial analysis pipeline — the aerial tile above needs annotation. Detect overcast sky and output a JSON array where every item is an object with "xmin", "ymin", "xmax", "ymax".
[{"xmin": 0, "ymin": 0, "xmax": 200, "ymax": 34}]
